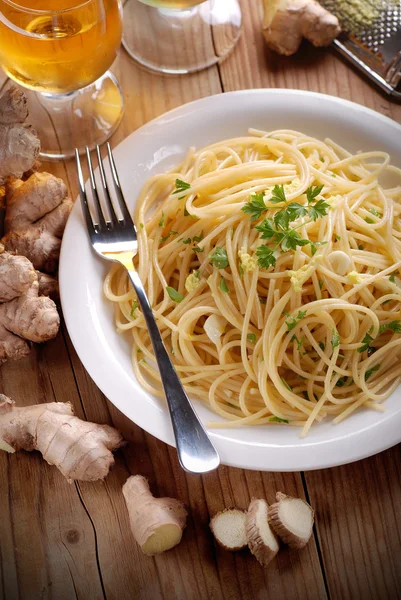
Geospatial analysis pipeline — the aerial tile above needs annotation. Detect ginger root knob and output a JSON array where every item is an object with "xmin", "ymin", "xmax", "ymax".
[
  {"xmin": 262, "ymin": 0, "xmax": 341, "ymax": 56},
  {"xmin": 122, "ymin": 475, "xmax": 188, "ymax": 556}
]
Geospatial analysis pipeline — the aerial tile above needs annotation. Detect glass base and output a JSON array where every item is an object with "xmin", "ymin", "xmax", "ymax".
[
  {"xmin": 122, "ymin": 0, "xmax": 242, "ymax": 74},
  {"xmin": 8, "ymin": 71, "xmax": 124, "ymax": 160}
]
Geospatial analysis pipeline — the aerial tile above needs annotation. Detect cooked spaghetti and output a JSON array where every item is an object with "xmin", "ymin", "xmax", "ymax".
[{"xmin": 104, "ymin": 129, "xmax": 401, "ymax": 435}]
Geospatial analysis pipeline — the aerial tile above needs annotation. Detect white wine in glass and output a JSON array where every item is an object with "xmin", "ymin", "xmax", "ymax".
[
  {"xmin": 123, "ymin": 0, "xmax": 242, "ymax": 74},
  {"xmin": 0, "ymin": 0, "xmax": 124, "ymax": 158}
]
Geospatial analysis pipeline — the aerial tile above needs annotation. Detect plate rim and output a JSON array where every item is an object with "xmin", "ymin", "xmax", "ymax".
[{"xmin": 60, "ymin": 88, "xmax": 401, "ymax": 471}]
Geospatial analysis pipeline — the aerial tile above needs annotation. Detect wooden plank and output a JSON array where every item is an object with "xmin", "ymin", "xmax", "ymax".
[
  {"xmin": 305, "ymin": 449, "xmax": 401, "ymax": 600},
  {"xmin": 0, "ymin": 341, "xmax": 105, "ymax": 600}
]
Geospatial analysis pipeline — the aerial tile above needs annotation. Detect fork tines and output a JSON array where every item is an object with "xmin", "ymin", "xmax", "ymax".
[{"xmin": 75, "ymin": 143, "xmax": 134, "ymax": 233}]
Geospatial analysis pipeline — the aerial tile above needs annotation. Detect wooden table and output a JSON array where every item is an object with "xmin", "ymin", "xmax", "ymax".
[{"xmin": 1, "ymin": 2, "xmax": 401, "ymax": 599}]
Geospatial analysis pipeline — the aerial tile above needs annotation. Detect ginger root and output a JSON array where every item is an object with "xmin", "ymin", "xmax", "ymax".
[
  {"xmin": 0, "ymin": 396, "xmax": 124, "ymax": 482},
  {"xmin": 268, "ymin": 492, "xmax": 314, "ymax": 549},
  {"xmin": 246, "ymin": 499, "xmax": 279, "ymax": 566},
  {"xmin": 2, "ymin": 172, "xmax": 73, "ymax": 273},
  {"xmin": 0, "ymin": 87, "xmax": 40, "ymax": 185},
  {"xmin": 122, "ymin": 475, "xmax": 187, "ymax": 555},
  {"xmin": 0, "ymin": 249, "xmax": 60, "ymax": 362},
  {"xmin": 262, "ymin": 0, "xmax": 341, "ymax": 56},
  {"xmin": 210, "ymin": 508, "xmax": 247, "ymax": 551}
]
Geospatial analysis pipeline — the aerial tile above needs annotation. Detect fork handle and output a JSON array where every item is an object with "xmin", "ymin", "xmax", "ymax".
[{"xmin": 127, "ymin": 269, "xmax": 220, "ymax": 474}]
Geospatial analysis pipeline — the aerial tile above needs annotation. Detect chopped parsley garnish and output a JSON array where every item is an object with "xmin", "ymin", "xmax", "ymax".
[
  {"xmin": 332, "ymin": 329, "xmax": 340, "ymax": 349},
  {"xmin": 193, "ymin": 231, "xmax": 204, "ymax": 243},
  {"xmin": 209, "ymin": 247, "xmax": 229, "ymax": 269},
  {"xmin": 139, "ymin": 222, "xmax": 144, "ymax": 229},
  {"xmin": 160, "ymin": 230, "xmax": 178, "ymax": 243},
  {"xmin": 335, "ymin": 234, "xmax": 341, "ymax": 241},
  {"xmin": 369, "ymin": 207, "xmax": 381, "ymax": 218},
  {"xmin": 358, "ymin": 244, "xmax": 364, "ymax": 250},
  {"xmin": 389, "ymin": 271, "xmax": 399, "ymax": 283},
  {"xmin": 158, "ymin": 212, "xmax": 165, "ymax": 227},
  {"xmin": 365, "ymin": 217, "xmax": 375, "ymax": 224},
  {"xmin": 378, "ymin": 320, "xmax": 401, "ymax": 335},
  {"xmin": 193, "ymin": 246, "xmax": 204, "ymax": 253},
  {"xmin": 335, "ymin": 377, "xmax": 347, "ymax": 387},
  {"xmin": 246, "ymin": 184, "xmax": 329, "ymax": 269},
  {"xmin": 291, "ymin": 334, "xmax": 305, "ymax": 350},
  {"xmin": 358, "ymin": 331, "xmax": 374, "ymax": 353},
  {"xmin": 173, "ymin": 179, "xmax": 191, "ymax": 195},
  {"xmin": 318, "ymin": 341, "xmax": 325, "ymax": 351},
  {"xmin": 306, "ymin": 184, "xmax": 324, "ymax": 204},
  {"xmin": 283, "ymin": 310, "xmax": 306, "ymax": 332},
  {"xmin": 166, "ymin": 286, "xmax": 184, "ymax": 303},
  {"xmin": 281, "ymin": 377, "xmax": 292, "ymax": 391},
  {"xmin": 247, "ymin": 333, "xmax": 257, "ymax": 344},
  {"xmin": 130, "ymin": 300, "xmax": 139, "ymax": 317},
  {"xmin": 219, "ymin": 277, "xmax": 230, "ymax": 293},
  {"xmin": 182, "ymin": 237, "xmax": 192, "ymax": 244},
  {"xmin": 241, "ymin": 192, "xmax": 268, "ymax": 221},
  {"xmin": 365, "ymin": 364, "xmax": 380, "ymax": 381},
  {"xmin": 269, "ymin": 184, "xmax": 287, "ymax": 204},
  {"xmin": 319, "ymin": 279, "xmax": 324, "ymax": 290},
  {"xmin": 269, "ymin": 415, "xmax": 289, "ymax": 423}
]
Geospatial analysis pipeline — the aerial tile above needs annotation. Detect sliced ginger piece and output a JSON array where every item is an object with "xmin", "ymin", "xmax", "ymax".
[
  {"xmin": 261, "ymin": 0, "xmax": 340, "ymax": 56},
  {"xmin": 210, "ymin": 508, "xmax": 247, "ymax": 551},
  {"xmin": 268, "ymin": 492, "xmax": 314, "ymax": 549},
  {"xmin": 122, "ymin": 475, "xmax": 187, "ymax": 556},
  {"xmin": 246, "ymin": 499, "xmax": 279, "ymax": 566}
]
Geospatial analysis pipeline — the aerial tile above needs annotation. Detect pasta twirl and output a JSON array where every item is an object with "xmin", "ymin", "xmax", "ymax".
[{"xmin": 104, "ymin": 130, "xmax": 401, "ymax": 435}]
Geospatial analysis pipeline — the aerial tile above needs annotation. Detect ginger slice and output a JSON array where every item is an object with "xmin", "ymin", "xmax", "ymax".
[
  {"xmin": 268, "ymin": 492, "xmax": 314, "ymax": 549},
  {"xmin": 246, "ymin": 499, "xmax": 279, "ymax": 566},
  {"xmin": 122, "ymin": 475, "xmax": 187, "ymax": 556},
  {"xmin": 210, "ymin": 508, "xmax": 247, "ymax": 551},
  {"xmin": 261, "ymin": 0, "xmax": 341, "ymax": 56},
  {"xmin": 0, "ymin": 396, "xmax": 124, "ymax": 482}
]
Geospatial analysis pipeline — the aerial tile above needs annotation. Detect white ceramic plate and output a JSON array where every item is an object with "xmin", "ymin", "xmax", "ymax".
[{"xmin": 60, "ymin": 89, "xmax": 401, "ymax": 471}]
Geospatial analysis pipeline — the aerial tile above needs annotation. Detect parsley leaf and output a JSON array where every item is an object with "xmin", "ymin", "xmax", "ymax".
[
  {"xmin": 193, "ymin": 246, "xmax": 204, "ymax": 253},
  {"xmin": 365, "ymin": 217, "xmax": 375, "ymax": 224},
  {"xmin": 309, "ymin": 199, "xmax": 329, "ymax": 221},
  {"xmin": 182, "ymin": 237, "xmax": 192, "ymax": 244},
  {"xmin": 306, "ymin": 184, "xmax": 324, "ymax": 204},
  {"xmin": 166, "ymin": 286, "xmax": 184, "ymax": 303},
  {"xmin": 332, "ymin": 329, "xmax": 340, "ymax": 349},
  {"xmin": 158, "ymin": 212, "xmax": 165, "ymax": 227},
  {"xmin": 378, "ymin": 320, "xmax": 401, "ymax": 335},
  {"xmin": 389, "ymin": 271, "xmax": 399, "ymax": 283},
  {"xmin": 139, "ymin": 223, "xmax": 144, "ymax": 229},
  {"xmin": 219, "ymin": 277, "xmax": 230, "ymax": 293},
  {"xmin": 369, "ymin": 207, "xmax": 381, "ymax": 218},
  {"xmin": 193, "ymin": 231, "xmax": 204, "ymax": 243},
  {"xmin": 160, "ymin": 230, "xmax": 178, "ymax": 243},
  {"xmin": 255, "ymin": 218, "xmax": 278, "ymax": 240},
  {"xmin": 291, "ymin": 334, "xmax": 305, "ymax": 350},
  {"xmin": 256, "ymin": 245, "xmax": 276, "ymax": 269},
  {"xmin": 286, "ymin": 202, "xmax": 308, "ymax": 221},
  {"xmin": 281, "ymin": 230, "xmax": 310, "ymax": 252},
  {"xmin": 173, "ymin": 179, "xmax": 190, "ymax": 195},
  {"xmin": 365, "ymin": 364, "xmax": 380, "ymax": 381},
  {"xmin": 284, "ymin": 310, "xmax": 306, "ymax": 331},
  {"xmin": 209, "ymin": 247, "xmax": 229, "ymax": 268},
  {"xmin": 274, "ymin": 209, "xmax": 290, "ymax": 231},
  {"xmin": 358, "ymin": 331, "xmax": 374, "ymax": 353},
  {"xmin": 130, "ymin": 300, "xmax": 139, "ymax": 317},
  {"xmin": 242, "ymin": 192, "xmax": 267, "ymax": 221},
  {"xmin": 269, "ymin": 184, "xmax": 287, "ymax": 204},
  {"xmin": 269, "ymin": 415, "xmax": 289, "ymax": 423},
  {"xmin": 247, "ymin": 333, "xmax": 257, "ymax": 344}
]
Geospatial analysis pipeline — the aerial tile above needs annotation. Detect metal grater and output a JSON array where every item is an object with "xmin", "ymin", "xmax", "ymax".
[{"xmin": 320, "ymin": 0, "xmax": 401, "ymax": 101}]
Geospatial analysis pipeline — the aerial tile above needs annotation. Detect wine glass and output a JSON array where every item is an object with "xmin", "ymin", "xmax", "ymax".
[
  {"xmin": 0, "ymin": 0, "xmax": 124, "ymax": 159},
  {"xmin": 123, "ymin": 0, "xmax": 242, "ymax": 74}
]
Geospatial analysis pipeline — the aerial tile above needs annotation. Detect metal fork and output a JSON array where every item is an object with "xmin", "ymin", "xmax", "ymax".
[{"xmin": 75, "ymin": 143, "xmax": 220, "ymax": 474}]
